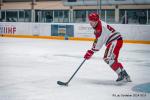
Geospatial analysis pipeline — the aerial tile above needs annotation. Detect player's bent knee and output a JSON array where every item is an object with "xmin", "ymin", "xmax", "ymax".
[
  {"xmin": 103, "ymin": 58, "xmax": 109, "ymax": 64},
  {"xmin": 103, "ymin": 57, "xmax": 115, "ymax": 66}
]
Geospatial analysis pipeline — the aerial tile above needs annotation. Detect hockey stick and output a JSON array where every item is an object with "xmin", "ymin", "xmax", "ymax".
[{"xmin": 57, "ymin": 59, "xmax": 86, "ymax": 86}]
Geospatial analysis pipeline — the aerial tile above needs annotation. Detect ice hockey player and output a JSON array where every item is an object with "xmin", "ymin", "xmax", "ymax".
[{"xmin": 84, "ymin": 12, "xmax": 131, "ymax": 82}]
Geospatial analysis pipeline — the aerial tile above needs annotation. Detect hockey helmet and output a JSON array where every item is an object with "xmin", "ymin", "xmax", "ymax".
[{"xmin": 88, "ymin": 12, "xmax": 99, "ymax": 21}]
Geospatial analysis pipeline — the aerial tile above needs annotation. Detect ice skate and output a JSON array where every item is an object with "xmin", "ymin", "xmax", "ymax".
[{"xmin": 116, "ymin": 70, "xmax": 132, "ymax": 82}]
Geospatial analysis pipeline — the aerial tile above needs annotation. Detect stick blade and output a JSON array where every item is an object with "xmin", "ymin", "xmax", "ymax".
[{"xmin": 57, "ymin": 81, "xmax": 68, "ymax": 86}]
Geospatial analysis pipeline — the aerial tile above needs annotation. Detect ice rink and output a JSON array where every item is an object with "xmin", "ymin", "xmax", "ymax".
[{"xmin": 0, "ymin": 37, "xmax": 150, "ymax": 100}]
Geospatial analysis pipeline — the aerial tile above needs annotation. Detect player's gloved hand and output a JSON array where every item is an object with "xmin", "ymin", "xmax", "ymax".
[{"xmin": 84, "ymin": 50, "xmax": 94, "ymax": 60}]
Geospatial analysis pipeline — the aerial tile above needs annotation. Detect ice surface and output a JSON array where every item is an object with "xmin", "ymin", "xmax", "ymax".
[{"xmin": 0, "ymin": 37, "xmax": 150, "ymax": 100}]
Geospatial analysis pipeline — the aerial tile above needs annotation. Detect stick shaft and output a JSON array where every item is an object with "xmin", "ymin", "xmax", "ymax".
[{"xmin": 66, "ymin": 59, "xmax": 86, "ymax": 84}]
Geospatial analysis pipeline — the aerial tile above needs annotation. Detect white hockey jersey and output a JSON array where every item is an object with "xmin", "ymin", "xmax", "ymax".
[{"xmin": 92, "ymin": 20, "xmax": 121, "ymax": 51}]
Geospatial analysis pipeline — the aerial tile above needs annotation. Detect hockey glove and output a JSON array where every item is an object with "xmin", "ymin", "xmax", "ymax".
[{"xmin": 84, "ymin": 50, "xmax": 94, "ymax": 60}]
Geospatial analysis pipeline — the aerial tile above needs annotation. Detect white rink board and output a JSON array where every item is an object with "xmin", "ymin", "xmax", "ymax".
[
  {"xmin": 0, "ymin": 22, "xmax": 51, "ymax": 36},
  {"xmin": 0, "ymin": 22, "xmax": 150, "ymax": 41},
  {"xmin": 74, "ymin": 23, "xmax": 95, "ymax": 38},
  {"xmin": 112, "ymin": 24, "xmax": 150, "ymax": 41},
  {"xmin": 74, "ymin": 23, "xmax": 150, "ymax": 41}
]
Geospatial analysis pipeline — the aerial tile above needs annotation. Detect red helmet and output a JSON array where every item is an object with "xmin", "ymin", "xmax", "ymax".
[{"xmin": 88, "ymin": 12, "xmax": 99, "ymax": 21}]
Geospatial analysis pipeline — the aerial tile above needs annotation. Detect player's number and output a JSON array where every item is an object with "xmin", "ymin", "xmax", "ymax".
[{"xmin": 107, "ymin": 25, "xmax": 115, "ymax": 33}]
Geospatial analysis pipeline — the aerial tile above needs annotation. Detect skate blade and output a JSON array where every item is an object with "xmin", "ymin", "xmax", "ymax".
[
  {"xmin": 116, "ymin": 78, "xmax": 132, "ymax": 84},
  {"xmin": 126, "ymin": 77, "xmax": 132, "ymax": 82}
]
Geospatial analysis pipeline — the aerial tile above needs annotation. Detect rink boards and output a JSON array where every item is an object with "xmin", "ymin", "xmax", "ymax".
[{"xmin": 0, "ymin": 22, "xmax": 150, "ymax": 44}]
